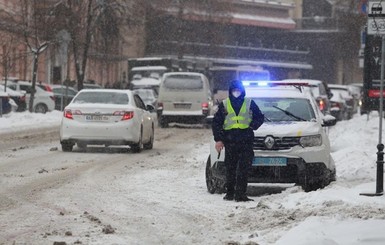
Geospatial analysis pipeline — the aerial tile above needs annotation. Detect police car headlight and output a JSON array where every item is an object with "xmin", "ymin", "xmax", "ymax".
[{"xmin": 300, "ymin": 135, "xmax": 322, "ymax": 147}]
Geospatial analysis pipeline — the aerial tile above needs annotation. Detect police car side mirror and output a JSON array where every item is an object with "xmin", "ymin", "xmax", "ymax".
[{"xmin": 322, "ymin": 114, "xmax": 337, "ymax": 127}]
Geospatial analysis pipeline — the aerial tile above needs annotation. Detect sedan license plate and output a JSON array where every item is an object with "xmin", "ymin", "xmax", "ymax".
[
  {"xmin": 85, "ymin": 115, "xmax": 109, "ymax": 121},
  {"xmin": 253, "ymin": 157, "xmax": 287, "ymax": 166},
  {"xmin": 174, "ymin": 103, "xmax": 191, "ymax": 109}
]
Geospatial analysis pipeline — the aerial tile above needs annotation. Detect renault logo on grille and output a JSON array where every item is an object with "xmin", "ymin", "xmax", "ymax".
[{"xmin": 264, "ymin": 136, "xmax": 275, "ymax": 149}]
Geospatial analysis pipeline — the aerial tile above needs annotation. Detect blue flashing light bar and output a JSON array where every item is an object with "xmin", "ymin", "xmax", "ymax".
[
  {"xmin": 242, "ymin": 81, "xmax": 309, "ymax": 87},
  {"xmin": 242, "ymin": 81, "xmax": 269, "ymax": 87}
]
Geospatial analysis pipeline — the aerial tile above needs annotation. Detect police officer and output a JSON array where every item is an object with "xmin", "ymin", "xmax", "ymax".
[{"xmin": 212, "ymin": 80, "xmax": 264, "ymax": 202}]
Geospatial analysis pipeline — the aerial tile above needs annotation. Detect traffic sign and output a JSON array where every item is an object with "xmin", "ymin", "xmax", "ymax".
[
  {"xmin": 368, "ymin": 1, "xmax": 385, "ymax": 35},
  {"xmin": 359, "ymin": 0, "xmax": 368, "ymax": 15},
  {"xmin": 368, "ymin": 1, "xmax": 385, "ymax": 17}
]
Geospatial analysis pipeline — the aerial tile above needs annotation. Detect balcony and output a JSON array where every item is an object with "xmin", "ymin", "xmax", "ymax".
[{"xmin": 294, "ymin": 16, "xmax": 342, "ymax": 32}]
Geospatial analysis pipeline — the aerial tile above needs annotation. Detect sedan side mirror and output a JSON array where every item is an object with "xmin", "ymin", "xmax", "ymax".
[{"xmin": 146, "ymin": 104, "xmax": 155, "ymax": 112}]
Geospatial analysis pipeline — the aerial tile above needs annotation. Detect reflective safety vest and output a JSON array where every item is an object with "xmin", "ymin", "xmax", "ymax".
[{"xmin": 223, "ymin": 98, "xmax": 252, "ymax": 130}]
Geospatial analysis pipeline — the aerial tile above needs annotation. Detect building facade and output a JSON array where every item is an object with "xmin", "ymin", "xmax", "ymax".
[{"xmin": 0, "ymin": 0, "xmax": 363, "ymax": 89}]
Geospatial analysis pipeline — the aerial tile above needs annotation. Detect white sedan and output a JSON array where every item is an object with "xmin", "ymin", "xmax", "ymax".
[{"xmin": 60, "ymin": 89, "xmax": 155, "ymax": 152}]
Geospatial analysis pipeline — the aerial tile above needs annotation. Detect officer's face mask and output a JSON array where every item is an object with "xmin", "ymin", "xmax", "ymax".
[{"xmin": 232, "ymin": 89, "xmax": 241, "ymax": 98}]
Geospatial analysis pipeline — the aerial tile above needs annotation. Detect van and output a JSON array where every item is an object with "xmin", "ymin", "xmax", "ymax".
[{"xmin": 157, "ymin": 72, "xmax": 213, "ymax": 128}]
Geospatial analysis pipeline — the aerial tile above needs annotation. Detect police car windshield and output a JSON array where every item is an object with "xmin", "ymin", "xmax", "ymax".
[{"xmin": 252, "ymin": 98, "xmax": 315, "ymax": 122}]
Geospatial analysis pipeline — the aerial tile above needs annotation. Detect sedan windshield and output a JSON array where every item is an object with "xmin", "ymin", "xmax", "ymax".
[
  {"xmin": 252, "ymin": 98, "xmax": 315, "ymax": 122},
  {"xmin": 73, "ymin": 91, "xmax": 129, "ymax": 104}
]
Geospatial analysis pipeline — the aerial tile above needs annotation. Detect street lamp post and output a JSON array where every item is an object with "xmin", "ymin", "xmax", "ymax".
[{"xmin": 360, "ymin": 0, "xmax": 385, "ymax": 196}]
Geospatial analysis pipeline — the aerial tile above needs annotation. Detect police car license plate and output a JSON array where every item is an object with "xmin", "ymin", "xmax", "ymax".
[{"xmin": 253, "ymin": 157, "xmax": 287, "ymax": 166}]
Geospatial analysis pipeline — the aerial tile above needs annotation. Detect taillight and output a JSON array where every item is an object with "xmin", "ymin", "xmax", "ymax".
[
  {"xmin": 331, "ymin": 102, "xmax": 340, "ymax": 109},
  {"xmin": 157, "ymin": 102, "xmax": 163, "ymax": 110},
  {"xmin": 318, "ymin": 99, "xmax": 325, "ymax": 111},
  {"xmin": 64, "ymin": 109, "xmax": 82, "ymax": 119},
  {"xmin": 50, "ymin": 96, "xmax": 55, "ymax": 101},
  {"xmin": 64, "ymin": 109, "xmax": 73, "ymax": 119},
  {"xmin": 20, "ymin": 95, "xmax": 26, "ymax": 102},
  {"xmin": 46, "ymin": 86, "xmax": 53, "ymax": 92},
  {"xmin": 114, "ymin": 111, "xmax": 134, "ymax": 120},
  {"xmin": 202, "ymin": 102, "xmax": 209, "ymax": 115}
]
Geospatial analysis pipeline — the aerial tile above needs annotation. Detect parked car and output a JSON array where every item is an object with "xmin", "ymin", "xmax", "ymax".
[
  {"xmin": 206, "ymin": 81, "xmax": 337, "ymax": 193},
  {"xmin": 157, "ymin": 72, "xmax": 214, "ymax": 128},
  {"xmin": 74, "ymin": 82, "xmax": 103, "ymax": 90},
  {"xmin": 133, "ymin": 88, "xmax": 158, "ymax": 108},
  {"xmin": 283, "ymin": 79, "xmax": 332, "ymax": 115},
  {"xmin": 3, "ymin": 80, "xmax": 55, "ymax": 113},
  {"xmin": 60, "ymin": 89, "xmax": 155, "ymax": 152},
  {"xmin": 328, "ymin": 88, "xmax": 350, "ymax": 121},
  {"xmin": 0, "ymin": 85, "xmax": 27, "ymax": 112},
  {"xmin": 328, "ymin": 84, "xmax": 356, "ymax": 119},
  {"xmin": 348, "ymin": 83, "xmax": 364, "ymax": 114},
  {"xmin": 51, "ymin": 85, "xmax": 78, "ymax": 111},
  {"xmin": 36, "ymin": 82, "xmax": 53, "ymax": 92},
  {"xmin": 130, "ymin": 77, "xmax": 161, "ymax": 94},
  {"xmin": 0, "ymin": 90, "xmax": 12, "ymax": 114}
]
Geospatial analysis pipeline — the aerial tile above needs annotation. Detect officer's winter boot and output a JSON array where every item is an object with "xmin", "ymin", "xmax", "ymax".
[
  {"xmin": 223, "ymin": 192, "xmax": 234, "ymax": 201},
  {"xmin": 234, "ymin": 195, "xmax": 254, "ymax": 202}
]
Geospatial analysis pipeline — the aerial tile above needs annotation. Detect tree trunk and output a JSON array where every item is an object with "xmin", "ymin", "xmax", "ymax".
[{"xmin": 29, "ymin": 54, "xmax": 38, "ymax": 112}]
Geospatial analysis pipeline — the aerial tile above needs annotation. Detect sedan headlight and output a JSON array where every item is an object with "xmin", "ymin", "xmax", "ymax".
[{"xmin": 299, "ymin": 134, "xmax": 322, "ymax": 147}]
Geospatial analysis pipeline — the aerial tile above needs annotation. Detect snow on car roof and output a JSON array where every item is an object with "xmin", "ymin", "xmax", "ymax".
[
  {"xmin": 282, "ymin": 79, "xmax": 325, "ymax": 85},
  {"xmin": 0, "ymin": 85, "xmax": 24, "ymax": 96},
  {"xmin": 131, "ymin": 66, "xmax": 168, "ymax": 71},
  {"xmin": 163, "ymin": 72, "xmax": 204, "ymax": 77},
  {"xmin": 245, "ymin": 84, "xmax": 311, "ymax": 99},
  {"xmin": 131, "ymin": 77, "xmax": 161, "ymax": 86},
  {"xmin": 246, "ymin": 88, "xmax": 309, "ymax": 99},
  {"xmin": 328, "ymin": 84, "xmax": 349, "ymax": 89}
]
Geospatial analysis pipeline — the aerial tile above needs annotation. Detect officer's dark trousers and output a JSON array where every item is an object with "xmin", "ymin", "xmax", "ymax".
[{"xmin": 224, "ymin": 142, "xmax": 254, "ymax": 197}]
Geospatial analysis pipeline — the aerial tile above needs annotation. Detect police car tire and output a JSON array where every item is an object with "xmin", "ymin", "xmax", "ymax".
[
  {"xmin": 206, "ymin": 155, "xmax": 216, "ymax": 194},
  {"xmin": 301, "ymin": 168, "xmax": 333, "ymax": 192}
]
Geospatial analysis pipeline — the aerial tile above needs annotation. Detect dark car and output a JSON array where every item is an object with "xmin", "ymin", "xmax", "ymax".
[
  {"xmin": 283, "ymin": 79, "xmax": 332, "ymax": 116},
  {"xmin": 329, "ymin": 84, "xmax": 355, "ymax": 120},
  {"xmin": 51, "ymin": 85, "xmax": 78, "ymax": 110}
]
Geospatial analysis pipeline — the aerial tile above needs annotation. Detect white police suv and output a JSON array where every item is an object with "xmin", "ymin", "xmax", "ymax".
[{"xmin": 206, "ymin": 81, "xmax": 337, "ymax": 193}]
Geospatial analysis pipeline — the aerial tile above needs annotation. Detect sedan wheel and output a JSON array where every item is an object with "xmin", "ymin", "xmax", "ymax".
[
  {"xmin": 131, "ymin": 129, "xmax": 143, "ymax": 153},
  {"xmin": 61, "ymin": 143, "xmax": 73, "ymax": 152},
  {"xmin": 35, "ymin": 103, "xmax": 47, "ymax": 113},
  {"xmin": 143, "ymin": 126, "xmax": 154, "ymax": 150},
  {"xmin": 77, "ymin": 142, "xmax": 87, "ymax": 151}
]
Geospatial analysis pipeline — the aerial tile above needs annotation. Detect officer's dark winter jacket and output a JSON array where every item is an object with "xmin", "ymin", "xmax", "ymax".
[{"xmin": 212, "ymin": 80, "xmax": 264, "ymax": 144}]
